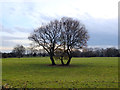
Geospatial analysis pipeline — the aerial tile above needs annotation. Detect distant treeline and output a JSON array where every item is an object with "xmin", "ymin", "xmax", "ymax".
[
  {"xmin": 1, "ymin": 52, "xmax": 49, "ymax": 58},
  {"xmin": 1, "ymin": 47, "xmax": 120, "ymax": 58},
  {"xmin": 72, "ymin": 47, "xmax": 120, "ymax": 57}
]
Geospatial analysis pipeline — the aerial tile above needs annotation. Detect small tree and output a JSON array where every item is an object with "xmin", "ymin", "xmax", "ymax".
[{"xmin": 12, "ymin": 45, "xmax": 25, "ymax": 58}]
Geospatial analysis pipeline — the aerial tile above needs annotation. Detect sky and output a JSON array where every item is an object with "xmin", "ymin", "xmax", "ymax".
[{"xmin": 0, "ymin": 0, "xmax": 119, "ymax": 52}]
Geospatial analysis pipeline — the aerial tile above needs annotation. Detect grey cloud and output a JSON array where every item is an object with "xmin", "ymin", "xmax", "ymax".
[
  {"xmin": 88, "ymin": 32, "xmax": 118, "ymax": 46},
  {"xmin": 2, "ymin": 40, "xmax": 17, "ymax": 47},
  {"xmin": 78, "ymin": 14, "xmax": 117, "ymax": 34},
  {"xmin": 2, "ymin": 36, "xmax": 25, "ymax": 40},
  {"xmin": 14, "ymin": 27, "xmax": 33, "ymax": 33},
  {"xmin": 0, "ymin": 24, "xmax": 15, "ymax": 34},
  {"xmin": 0, "ymin": 23, "xmax": 33, "ymax": 34},
  {"xmin": 2, "ymin": 36, "xmax": 30, "ymax": 51}
]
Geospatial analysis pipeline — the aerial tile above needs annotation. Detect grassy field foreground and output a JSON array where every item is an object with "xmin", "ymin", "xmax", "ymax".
[{"xmin": 2, "ymin": 57, "xmax": 118, "ymax": 88}]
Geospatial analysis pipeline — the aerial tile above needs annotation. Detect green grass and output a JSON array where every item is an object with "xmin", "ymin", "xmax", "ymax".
[{"xmin": 2, "ymin": 57, "xmax": 118, "ymax": 88}]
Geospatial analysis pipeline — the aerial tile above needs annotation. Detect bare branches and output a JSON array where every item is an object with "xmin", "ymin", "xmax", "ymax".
[
  {"xmin": 60, "ymin": 17, "xmax": 89, "ymax": 59},
  {"xmin": 28, "ymin": 20, "xmax": 62, "ymax": 54},
  {"xmin": 29, "ymin": 17, "xmax": 89, "ymax": 54},
  {"xmin": 28, "ymin": 17, "xmax": 89, "ymax": 65}
]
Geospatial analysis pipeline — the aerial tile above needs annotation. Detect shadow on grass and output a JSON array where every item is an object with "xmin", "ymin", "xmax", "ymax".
[
  {"xmin": 27, "ymin": 63, "xmax": 95, "ymax": 68},
  {"xmin": 48, "ymin": 64, "xmax": 95, "ymax": 68}
]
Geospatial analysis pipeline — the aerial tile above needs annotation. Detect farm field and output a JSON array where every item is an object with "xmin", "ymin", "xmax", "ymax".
[{"xmin": 2, "ymin": 57, "xmax": 118, "ymax": 88}]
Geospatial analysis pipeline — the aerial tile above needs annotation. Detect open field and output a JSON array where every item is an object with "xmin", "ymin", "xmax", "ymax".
[{"xmin": 2, "ymin": 57, "xmax": 118, "ymax": 88}]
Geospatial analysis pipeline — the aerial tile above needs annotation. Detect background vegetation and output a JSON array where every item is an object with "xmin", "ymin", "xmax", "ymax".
[{"xmin": 1, "ymin": 47, "xmax": 120, "ymax": 58}]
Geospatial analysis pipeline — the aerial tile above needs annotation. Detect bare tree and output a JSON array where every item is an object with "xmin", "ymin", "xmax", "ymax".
[
  {"xmin": 12, "ymin": 45, "xmax": 25, "ymax": 58},
  {"xmin": 28, "ymin": 20, "xmax": 62, "ymax": 65},
  {"xmin": 59, "ymin": 17, "xmax": 89, "ymax": 65},
  {"xmin": 29, "ymin": 17, "xmax": 89, "ymax": 65}
]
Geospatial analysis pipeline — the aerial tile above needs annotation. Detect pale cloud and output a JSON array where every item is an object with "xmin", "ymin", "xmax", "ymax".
[
  {"xmin": 10, "ymin": 39, "xmax": 32, "ymax": 45},
  {"xmin": 0, "ymin": 47, "xmax": 13, "ymax": 52},
  {"xmin": 27, "ymin": 0, "xmax": 118, "ymax": 19},
  {"xmin": 14, "ymin": 26, "xmax": 33, "ymax": 33},
  {"xmin": 88, "ymin": 45, "xmax": 118, "ymax": 49}
]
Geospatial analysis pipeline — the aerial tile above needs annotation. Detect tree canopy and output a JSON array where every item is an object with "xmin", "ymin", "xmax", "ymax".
[
  {"xmin": 29, "ymin": 17, "xmax": 89, "ymax": 65},
  {"xmin": 12, "ymin": 45, "xmax": 25, "ymax": 58}
]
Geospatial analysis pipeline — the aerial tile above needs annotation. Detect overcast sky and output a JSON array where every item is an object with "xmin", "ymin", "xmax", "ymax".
[{"xmin": 0, "ymin": 0, "xmax": 119, "ymax": 52}]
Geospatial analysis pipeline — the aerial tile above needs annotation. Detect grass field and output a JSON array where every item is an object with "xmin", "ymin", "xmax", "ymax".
[{"xmin": 2, "ymin": 57, "xmax": 118, "ymax": 88}]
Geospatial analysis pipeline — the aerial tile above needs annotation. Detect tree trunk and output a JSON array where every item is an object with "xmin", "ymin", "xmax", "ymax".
[
  {"xmin": 50, "ymin": 56, "xmax": 56, "ymax": 65},
  {"xmin": 65, "ymin": 57, "xmax": 71, "ymax": 65},
  {"xmin": 60, "ymin": 59, "xmax": 65, "ymax": 65}
]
